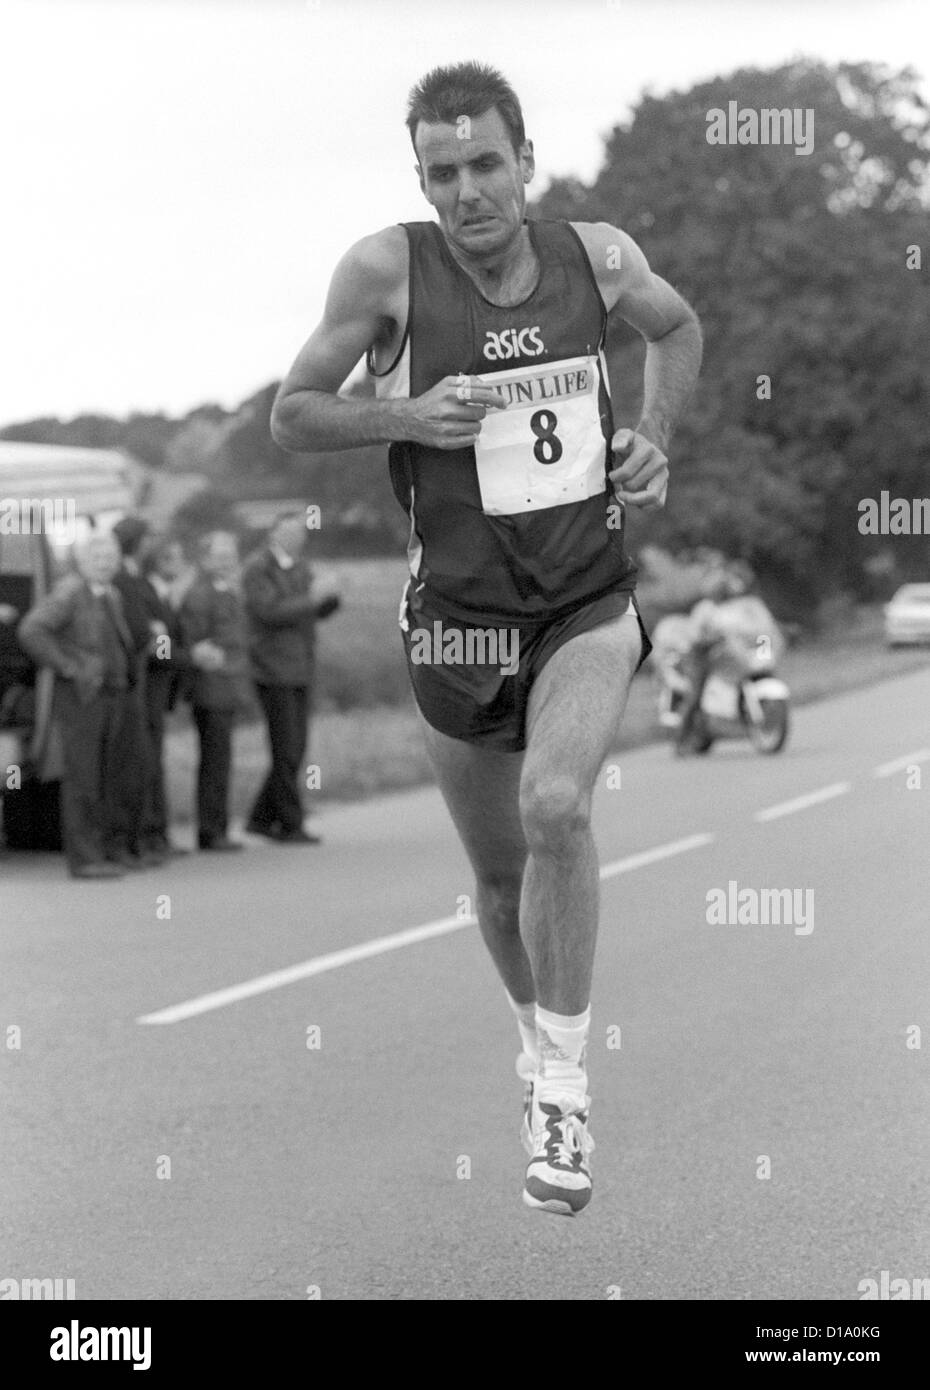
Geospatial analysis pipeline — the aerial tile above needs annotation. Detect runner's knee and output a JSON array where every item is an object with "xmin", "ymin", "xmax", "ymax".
[{"xmin": 519, "ymin": 774, "xmax": 590, "ymax": 855}]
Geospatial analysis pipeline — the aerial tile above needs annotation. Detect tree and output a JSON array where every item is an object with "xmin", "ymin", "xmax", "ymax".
[{"xmin": 534, "ymin": 60, "xmax": 930, "ymax": 606}]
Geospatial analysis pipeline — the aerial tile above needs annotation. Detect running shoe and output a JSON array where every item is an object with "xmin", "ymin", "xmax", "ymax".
[{"xmin": 523, "ymin": 1092, "xmax": 594, "ymax": 1216}]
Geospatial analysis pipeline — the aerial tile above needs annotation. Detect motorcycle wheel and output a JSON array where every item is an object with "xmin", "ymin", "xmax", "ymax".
[
  {"xmin": 675, "ymin": 716, "xmax": 715, "ymax": 756},
  {"xmin": 746, "ymin": 699, "xmax": 790, "ymax": 754}
]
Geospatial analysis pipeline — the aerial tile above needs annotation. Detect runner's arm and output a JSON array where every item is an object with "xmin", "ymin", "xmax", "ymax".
[
  {"xmin": 271, "ymin": 230, "xmax": 502, "ymax": 453},
  {"xmin": 574, "ymin": 222, "xmax": 702, "ymax": 452},
  {"xmin": 270, "ymin": 230, "xmax": 411, "ymax": 451},
  {"xmin": 268, "ymin": 230, "xmax": 503, "ymax": 453}
]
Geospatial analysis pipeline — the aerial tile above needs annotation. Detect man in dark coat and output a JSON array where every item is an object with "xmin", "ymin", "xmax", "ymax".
[
  {"xmin": 242, "ymin": 512, "xmax": 340, "ymax": 844},
  {"xmin": 17, "ymin": 533, "xmax": 133, "ymax": 878},
  {"xmin": 110, "ymin": 516, "xmax": 168, "ymax": 866},
  {"xmin": 142, "ymin": 535, "xmax": 192, "ymax": 856},
  {"xmin": 179, "ymin": 530, "xmax": 251, "ymax": 851}
]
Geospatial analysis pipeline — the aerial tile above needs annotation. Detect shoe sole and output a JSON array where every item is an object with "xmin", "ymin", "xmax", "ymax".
[{"xmin": 522, "ymin": 1187, "xmax": 590, "ymax": 1217}]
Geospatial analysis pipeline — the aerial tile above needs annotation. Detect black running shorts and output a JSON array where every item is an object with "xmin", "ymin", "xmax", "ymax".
[{"xmin": 400, "ymin": 585, "xmax": 652, "ymax": 752}]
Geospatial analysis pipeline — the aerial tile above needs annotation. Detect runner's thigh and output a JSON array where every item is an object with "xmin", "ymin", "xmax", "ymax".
[
  {"xmin": 417, "ymin": 709, "xmax": 527, "ymax": 878},
  {"xmin": 523, "ymin": 610, "xmax": 642, "ymax": 792}
]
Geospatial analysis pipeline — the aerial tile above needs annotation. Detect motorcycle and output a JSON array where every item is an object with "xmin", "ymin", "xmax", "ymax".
[{"xmin": 656, "ymin": 629, "xmax": 791, "ymax": 756}]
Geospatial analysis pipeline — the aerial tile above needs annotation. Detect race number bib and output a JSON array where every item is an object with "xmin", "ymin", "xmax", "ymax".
[{"xmin": 473, "ymin": 355, "xmax": 607, "ymax": 516}]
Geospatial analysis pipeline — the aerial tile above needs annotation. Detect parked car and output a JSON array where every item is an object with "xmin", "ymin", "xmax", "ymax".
[
  {"xmin": 884, "ymin": 583, "xmax": 930, "ymax": 647},
  {"xmin": 0, "ymin": 442, "xmax": 139, "ymax": 848}
]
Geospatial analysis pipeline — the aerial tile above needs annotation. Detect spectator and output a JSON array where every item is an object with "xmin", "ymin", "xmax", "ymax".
[
  {"xmin": 17, "ymin": 533, "xmax": 132, "ymax": 879},
  {"xmin": 242, "ymin": 511, "xmax": 340, "ymax": 844},
  {"xmin": 179, "ymin": 531, "xmax": 251, "ymax": 852},
  {"xmin": 111, "ymin": 516, "xmax": 164, "ymax": 867},
  {"xmin": 147, "ymin": 535, "xmax": 195, "ymax": 613},
  {"xmin": 139, "ymin": 533, "xmax": 191, "ymax": 858}
]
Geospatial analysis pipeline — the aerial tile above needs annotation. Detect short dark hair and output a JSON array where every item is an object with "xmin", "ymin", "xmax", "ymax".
[
  {"xmin": 111, "ymin": 515, "xmax": 150, "ymax": 558},
  {"xmin": 406, "ymin": 61, "xmax": 526, "ymax": 157},
  {"xmin": 143, "ymin": 533, "xmax": 184, "ymax": 575}
]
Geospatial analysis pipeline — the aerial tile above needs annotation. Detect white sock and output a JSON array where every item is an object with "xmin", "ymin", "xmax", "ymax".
[
  {"xmin": 536, "ymin": 1005, "xmax": 591, "ymax": 1100},
  {"xmin": 507, "ymin": 992, "xmax": 538, "ymax": 1064}
]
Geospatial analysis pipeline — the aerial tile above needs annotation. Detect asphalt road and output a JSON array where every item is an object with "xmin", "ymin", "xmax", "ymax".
[{"xmin": 2, "ymin": 668, "xmax": 929, "ymax": 1301}]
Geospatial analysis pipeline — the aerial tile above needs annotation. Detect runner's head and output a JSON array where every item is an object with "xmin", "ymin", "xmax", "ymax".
[{"xmin": 407, "ymin": 61, "xmax": 534, "ymax": 257}]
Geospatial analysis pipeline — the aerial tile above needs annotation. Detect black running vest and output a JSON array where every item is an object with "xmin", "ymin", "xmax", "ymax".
[{"xmin": 369, "ymin": 219, "xmax": 637, "ymax": 624}]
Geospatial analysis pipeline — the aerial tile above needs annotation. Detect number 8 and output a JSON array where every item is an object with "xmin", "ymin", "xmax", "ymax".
[{"xmin": 530, "ymin": 409, "xmax": 563, "ymax": 464}]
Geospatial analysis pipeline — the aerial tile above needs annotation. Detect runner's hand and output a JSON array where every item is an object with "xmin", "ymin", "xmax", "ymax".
[
  {"xmin": 399, "ymin": 375, "xmax": 505, "ymax": 451},
  {"xmin": 609, "ymin": 428, "xmax": 668, "ymax": 509}
]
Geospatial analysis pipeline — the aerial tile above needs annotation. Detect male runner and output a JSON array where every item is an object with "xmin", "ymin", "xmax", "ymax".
[{"xmin": 271, "ymin": 62, "xmax": 702, "ymax": 1215}]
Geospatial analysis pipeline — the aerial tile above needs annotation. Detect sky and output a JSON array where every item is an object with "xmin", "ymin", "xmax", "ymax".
[{"xmin": 2, "ymin": 0, "xmax": 927, "ymax": 425}]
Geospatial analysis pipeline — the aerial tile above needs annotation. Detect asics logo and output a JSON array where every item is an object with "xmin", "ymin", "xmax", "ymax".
[{"xmin": 482, "ymin": 326, "xmax": 545, "ymax": 361}]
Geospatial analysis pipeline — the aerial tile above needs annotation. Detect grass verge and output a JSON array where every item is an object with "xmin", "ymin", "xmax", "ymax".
[{"xmin": 163, "ymin": 604, "xmax": 930, "ymax": 823}]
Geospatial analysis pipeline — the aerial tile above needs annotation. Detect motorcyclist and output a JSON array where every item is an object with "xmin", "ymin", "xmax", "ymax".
[{"xmin": 677, "ymin": 564, "xmax": 783, "ymax": 749}]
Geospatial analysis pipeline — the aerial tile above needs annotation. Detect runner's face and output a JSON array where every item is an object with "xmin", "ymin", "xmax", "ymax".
[{"xmin": 415, "ymin": 107, "xmax": 534, "ymax": 257}]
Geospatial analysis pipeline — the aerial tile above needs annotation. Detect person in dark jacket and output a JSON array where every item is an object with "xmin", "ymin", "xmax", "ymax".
[
  {"xmin": 139, "ymin": 533, "xmax": 191, "ymax": 856},
  {"xmin": 242, "ymin": 512, "xmax": 340, "ymax": 844},
  {"xmin": 110, "ymin": 516, "xmax": 167, "ymax": 866},
  {"xmin": 17, "ymin": 533, "xmax": 133, "ymax": 878},
  {"xmin": 179, "ymin": 530, "xmax": 251, "ymax": 852}
]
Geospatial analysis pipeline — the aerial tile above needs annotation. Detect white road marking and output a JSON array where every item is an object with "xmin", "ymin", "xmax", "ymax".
[
  {"xmin": 136, "ymin": 916, "xmax": 473, "ymax": 1025},
  {"xmin": 136, "ymin": 831, "xmax": 715, "ymax": 1025},
  {"xmin": 754, "ymin": 781, "xmax": 852, "ymax": 823},
  {"xmin": 599, "ymin": 832, "xmax": 714, "ymax": 880},
  {"xmin": 873, "ymin": 749, "xmax": 930, "ymax": 778}
]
